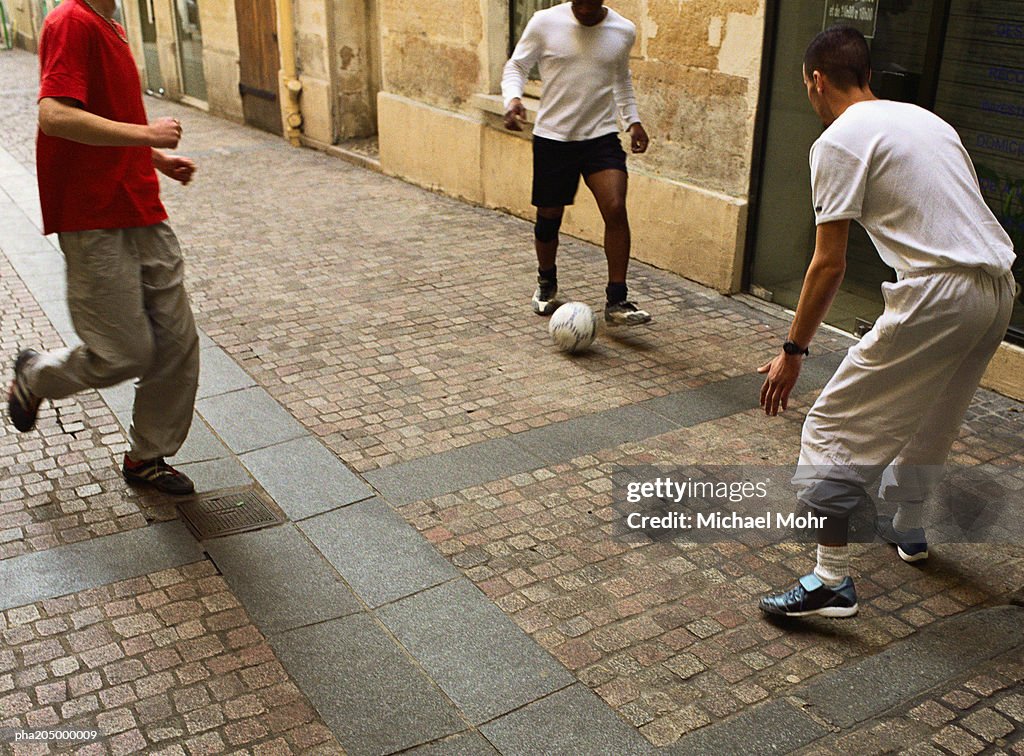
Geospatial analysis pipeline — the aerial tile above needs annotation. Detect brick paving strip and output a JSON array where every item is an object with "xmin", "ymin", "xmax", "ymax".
[{"xmin": 2, "ymin": 47, "xmax": 1024, "ymax": 754}]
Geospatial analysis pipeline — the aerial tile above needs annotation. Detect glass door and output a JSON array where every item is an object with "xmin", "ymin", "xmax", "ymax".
[
  {"xmin": 749, "ymin": 0, "xmax": 944, "ymax": 335},
  {"xmin": 173, "ymin": 0, "xmax": 206, "ymax": 101},
  {"xmin": 137, "ymin": 0, "xmax": 164, "ymax": 94}
]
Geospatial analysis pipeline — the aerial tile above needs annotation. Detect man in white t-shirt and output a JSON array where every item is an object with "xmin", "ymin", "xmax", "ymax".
[
  {"xmin": 758, "ymin": 26, "xmax": 1016, "ymax": 618},
  {"xmin": 502, "ymin": 0, "xmax": 652, "ymax": 325}
]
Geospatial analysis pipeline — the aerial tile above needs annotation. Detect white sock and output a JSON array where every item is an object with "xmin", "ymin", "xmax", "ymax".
[
  {"xmin": 813, "ymin": 544, "xmax": 850, "ymax": 587},
  {"xmin": 893, "ymin": 502, "xmax": 924, "ymax": 533}
]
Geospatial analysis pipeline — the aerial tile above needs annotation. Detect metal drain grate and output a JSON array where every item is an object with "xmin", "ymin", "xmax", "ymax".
[{"xmin": 178, "ymin": 488, "xmax": 284, "ymax": 539}]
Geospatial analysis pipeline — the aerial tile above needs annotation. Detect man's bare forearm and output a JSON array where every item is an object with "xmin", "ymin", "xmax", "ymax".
[
  {"xmin": 787, "ymin": 220, "xmax": 850, "ymax": 348},
  {"xmin": 38, "ymin": 98, "xmax": 152, "ymax": 147}
]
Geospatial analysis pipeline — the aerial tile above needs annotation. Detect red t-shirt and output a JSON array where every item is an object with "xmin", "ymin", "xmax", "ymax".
[{"xmin": 36, "ymin": 0, "xmax": 166, "ymax": 235}]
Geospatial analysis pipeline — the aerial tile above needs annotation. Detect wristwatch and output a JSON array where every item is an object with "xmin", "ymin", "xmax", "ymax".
[{"xmin": 782, "ymin": 340, "xmax": 810, "ymax": 356}]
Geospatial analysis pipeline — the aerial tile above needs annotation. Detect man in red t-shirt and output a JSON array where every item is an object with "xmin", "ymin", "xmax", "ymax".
[{"xmin": 6, "ymin": 0, "xmax": 200, "ymax": 495}]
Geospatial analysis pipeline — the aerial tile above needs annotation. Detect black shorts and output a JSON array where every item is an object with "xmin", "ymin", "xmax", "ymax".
[{"xmin": 531, "ymin": 132, "xmax": 627, "ymax": 208}]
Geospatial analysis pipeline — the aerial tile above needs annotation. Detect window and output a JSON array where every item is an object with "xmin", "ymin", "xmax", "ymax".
[{"xmin": 510, "ymin": 0, "xmax": 559, "ymax": 53}]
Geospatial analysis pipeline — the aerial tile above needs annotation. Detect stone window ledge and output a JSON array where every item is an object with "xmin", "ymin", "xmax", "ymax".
[{"xmin": 472, "ymin": 93, "xmax": 538, "ymax": 137}]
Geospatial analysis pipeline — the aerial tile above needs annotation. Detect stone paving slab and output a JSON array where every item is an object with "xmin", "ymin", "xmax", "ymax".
[
  {"xmin": 364, "ymin": 439, "xmax": 547, "ymax": 506},
  {"xmin": 407, "ymin": 731, "xmax": 501, "ymax": 755},
  {"xmin": 194, "ymin": 387, "xmax": 307, "ymax": 455},
  {"xmin": 479, "ymin": 685, "xmax": 656, "ymax": 756},
  {"xmin": 793, "ymin": 605, "xmax": 1024, "ymax": 729},
  {"xmin": 796, "ymin": 645, "xmax": 1024, "ymax": 755},
  {"xmin": 195, "ymin": 344, "xmax": 258, "ymax": 400},
  {"xmin": 167, "ymin": 415, "xmax": 231, "ymax": 466},
  {"xmin": 204, "ymin": 523, "xmax": 363, "ymax": 635},
  {"xmin": 300, "ymin": 498, "xmax": 459, "ymax": 608},
  {"xmin": 377, "ymin": 578, "xmax": 574, "ymax": 724},
  {"xmin": 98, "ymin": 381, "xmax": 136, "ymax": 413},
  {"xmin": 239, "ymin": 436, "xmax": 373, "ymax": 520},
  {"xmin": 174, "ymin": 456, "xmax": 255, "ymax": 495},
  {"xmin": 508, "ymin": 405, "xmax": 679, "ymax": 466},
  {"xmin": 668, "ymin": 698, "xmax": 828, "ymax": 755},
  {"xmin": 269, "ymin": 613, "xmax": 466, "ymax": 755},
  {"xmin": 0, "ymin": 522, "xmax": 202, "ymax": 610}
]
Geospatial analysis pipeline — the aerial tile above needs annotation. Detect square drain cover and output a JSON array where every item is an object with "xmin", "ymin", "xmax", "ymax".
[{"xmin": 179, "ymin": 488, "xmax": 284, "ymax": 539}]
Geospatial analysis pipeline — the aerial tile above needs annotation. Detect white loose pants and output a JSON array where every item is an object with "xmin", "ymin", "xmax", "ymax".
[
  {"xmin": 25, "ymin": 222, "xmax": 199, "ymax": 461},
  {"xmin": 795, "ymin": 267, "xmax": 1015, "ymax": 516}
]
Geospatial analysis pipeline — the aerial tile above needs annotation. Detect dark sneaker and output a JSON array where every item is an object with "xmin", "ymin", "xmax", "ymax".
[
  {"xmin": 759, "ymin": 573, "xmax": 858, "ymax": 618},
  {"xmin": 605, "ymin": 300, "xmax": 651, "ymax": 325},
  {"xmin": 875, "ymin": 515, "xmax": 929, "ymax": 563},
  {"xmin": 123, "ymin": 456, "xmax": 196, "ymax": 496},
  {"xmin": 7, "ymin": 349, "xmax": 42, "ymax": 432},
  {"xmin": 532, "ymin": 277, "xmax": 559, "ymax": 315}
]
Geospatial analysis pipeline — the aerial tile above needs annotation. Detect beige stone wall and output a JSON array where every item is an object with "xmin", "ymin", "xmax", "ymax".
[
  {"xmin": 376, "ymin": 0, "xmax": 764, "ymax": 194},
  {"xmin": 374, "ymin": 0, "xmax": 766, "ymax": 292},
  {"xmin": 197, "ymin": 0, "xmax": 243, "ymax": 121},
  {"xmin": 8, "ymin": 0, "xmax": 40, "ymax": 52},
  {"xmin": 633, "ymin": 0, "xmax": 764, "ymax": 196},
  {"xmin": 293, "ymin": 0, "xmax": 334, "ymax": 142},
  {"xmin": 380, "ymin": 92, "xmax": 745, "ymax": 293},
  {"xmin": 378, "ymin": 0, "xmax": 485, "ymax": 109},
  {"xmin": 330, "ymin": 0, "xmax": 379, "ymax": 138},
  {"xmin": 982, "ymin": 342, "xmax": 1024, "ymax": 402}
]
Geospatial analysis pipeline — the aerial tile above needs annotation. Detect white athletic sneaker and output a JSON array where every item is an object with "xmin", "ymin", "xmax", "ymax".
[
  {"xmin": 605, "ymin": 300, "xmax": 651, "ymax": 325},
  {"xmin": 532, "ymin": 278, "xmax": 559, "ymax": 315}
]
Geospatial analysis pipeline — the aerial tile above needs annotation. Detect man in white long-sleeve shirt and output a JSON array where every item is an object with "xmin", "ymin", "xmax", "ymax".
[{"xmin": 502, "ymin": 0, "xmax": 652, "ymax": 325}]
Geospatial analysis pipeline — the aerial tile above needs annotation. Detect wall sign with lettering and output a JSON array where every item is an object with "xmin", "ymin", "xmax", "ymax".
[{"xmin": 823, "ymin": 0, "xmax": 881, "ymax": 39}]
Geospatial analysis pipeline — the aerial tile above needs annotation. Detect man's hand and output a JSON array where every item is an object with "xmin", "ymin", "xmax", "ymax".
[
  {"xmin": 504, "ymin": 98, "xmax": 527, "ymax": 131},
  {"xmin": 758, "ymin": 352, "xmax": 803, "ymax": 416},
  {"xmin": 628, "ymin": 122, "xmax": 649, "ymax": 153},
  {"xmin": 148, "ymin": 117, "xmax": 183, "ymax": 148},
  {"xmin": 154, "ymin": 151, "xmax": 196, "ymax": 185}
]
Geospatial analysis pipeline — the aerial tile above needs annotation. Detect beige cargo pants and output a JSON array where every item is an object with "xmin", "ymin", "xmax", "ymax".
[
  {"xmin": 794, "ymin": 267, "xmax": 1015, "ymax": 517},
  {"xmin": 25, "ymin": 221, "xmax": 199, "ymax": 462}
]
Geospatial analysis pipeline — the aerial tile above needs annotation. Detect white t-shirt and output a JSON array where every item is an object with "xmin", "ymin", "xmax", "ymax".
[
  {"xmin": 810, "ymin": 99, "xmax": 1014, "ymax": 276},
  {"xmin": 501, "ymin": 3, "xmax": 640, "ymax": 142}
]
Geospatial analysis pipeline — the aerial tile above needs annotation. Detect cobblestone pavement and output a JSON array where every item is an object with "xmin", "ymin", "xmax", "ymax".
[
  {"xmin": 1, "ymin": 562, "xmax": 343, "ymax": 754},
  {"xmin": 2, "ymin": 47, "xmax": 1023, "ymax": 754}
]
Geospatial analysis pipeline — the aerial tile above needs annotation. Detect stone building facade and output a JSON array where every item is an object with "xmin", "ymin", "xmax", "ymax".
[{"xmin": 7, "ymin": 0, "xmax": 1023, "ymax": 396}]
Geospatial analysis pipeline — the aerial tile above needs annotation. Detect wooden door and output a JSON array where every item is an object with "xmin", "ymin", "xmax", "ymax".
[{"xmin": 235, "ymin": 0, "xmax": 282, "ymax": 135}]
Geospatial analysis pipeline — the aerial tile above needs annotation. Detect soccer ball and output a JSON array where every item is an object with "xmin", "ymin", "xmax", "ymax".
[{"xmin": 549, "ymin": 302, "xmax": 598, "ymax": 353}]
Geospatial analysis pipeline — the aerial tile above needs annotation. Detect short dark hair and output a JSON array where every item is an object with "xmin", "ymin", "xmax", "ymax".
[{"xmin": 804, "ymin": 26, "xmax": 871, "ymax": 90}]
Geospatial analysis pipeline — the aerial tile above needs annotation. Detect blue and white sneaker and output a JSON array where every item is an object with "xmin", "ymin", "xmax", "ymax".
[
  {"xmin": 875, "ymin": 515, "xmax": 929, "ymax": 563},
  {"xmin": 759, "ymin": 573, "xmax": 858, "ymax": 618}
]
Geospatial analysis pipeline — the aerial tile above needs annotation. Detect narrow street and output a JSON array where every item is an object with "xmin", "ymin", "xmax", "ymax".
[{"xmin": 2, "ymin": 48, "xmax": 1023, "ymax": 754}]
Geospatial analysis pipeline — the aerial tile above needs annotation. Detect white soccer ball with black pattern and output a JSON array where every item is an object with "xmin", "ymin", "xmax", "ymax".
[{"xmin": 548, "ymin": 302, "xmax": 598, "ymax": 353}]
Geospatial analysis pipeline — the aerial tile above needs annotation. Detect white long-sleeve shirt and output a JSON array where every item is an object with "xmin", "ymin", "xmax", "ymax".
[{"xmin": 501, "ymin": 3, "xmax": 641, "ymax": 142}]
